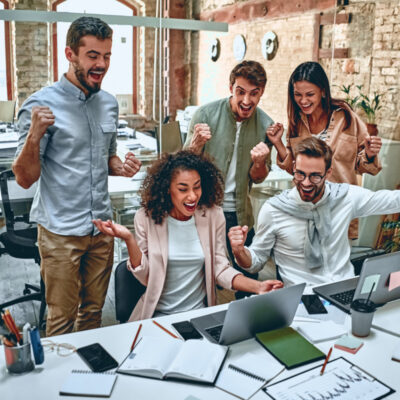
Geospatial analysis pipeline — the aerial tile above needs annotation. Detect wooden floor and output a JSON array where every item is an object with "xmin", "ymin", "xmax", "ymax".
[{"xmin": 0, "ymin": 237, "xmax": 276, "ymax": 338}]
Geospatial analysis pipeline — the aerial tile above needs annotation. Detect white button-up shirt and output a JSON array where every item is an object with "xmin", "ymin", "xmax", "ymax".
[{"xmin": 246, "ymin": 184, "xmax": 400, "ymax": 286}]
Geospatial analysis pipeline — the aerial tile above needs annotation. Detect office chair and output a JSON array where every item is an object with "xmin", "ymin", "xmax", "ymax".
[
  {"xmin": 0, "ymin": 169, "xmax": 46, "ymax": 329},
  {"xmin": 114, "ymin": 259, "xmax": 146, "ymax": 323}
]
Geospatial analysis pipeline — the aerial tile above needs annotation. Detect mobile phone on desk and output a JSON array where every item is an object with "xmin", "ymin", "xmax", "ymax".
[
  {"xmin": 172, "ymin": 321, "xmax": 203, "ymax": 340},
  {"xmin": 301, "ymin": 294, "xmax": 328, "ymax": 314},
  {"xmin": 76, "ymin": 343, "xmax": 118, "ymax": 372}
]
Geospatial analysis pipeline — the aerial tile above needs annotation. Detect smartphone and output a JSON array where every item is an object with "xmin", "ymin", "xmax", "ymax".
[
  {"xmin": 76, "ymin": 343, "xmax": 119, "ymax": 372},
  {"xmin": 301, "ymin": 294, "xmax": 328, "ymax": 314},
  {"xmin": 171, "ymin": 321, "xmax": 203, "ymax": 340}
]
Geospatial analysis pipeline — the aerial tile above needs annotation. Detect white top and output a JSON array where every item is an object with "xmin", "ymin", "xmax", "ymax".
[
  {"xmin": 156, "ymin": 216, "xmax": 206, "ymax": 314},
  {"xmin": 245, "ymin": 185, "xmax": 400, "ymax": 286},
  {"xmin": 223, "ymin": 122, "xmax": 242, "ymax": 212}
]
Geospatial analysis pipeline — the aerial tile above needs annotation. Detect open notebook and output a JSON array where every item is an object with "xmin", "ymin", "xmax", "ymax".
[
  {"xmin": 59, "ymin": 370, "xmax": 117, "ymax": 398},
  {"xmin": 117, "ymin": 335, "xmax": 228, "ymax": 384}
]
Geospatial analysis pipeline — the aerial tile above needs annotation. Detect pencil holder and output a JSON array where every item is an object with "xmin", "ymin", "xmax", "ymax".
[{"xmin": 4, "ymin": 342, "xmax": 35, "ymax": 374}]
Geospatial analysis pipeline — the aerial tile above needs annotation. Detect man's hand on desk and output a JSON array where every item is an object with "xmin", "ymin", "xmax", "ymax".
[{"xmin": 121, "ymin": 152, "xmax": 142, "ymax": 177}]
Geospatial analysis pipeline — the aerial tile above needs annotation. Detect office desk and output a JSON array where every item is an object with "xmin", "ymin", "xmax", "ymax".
[{"xmin": 1, "ymin": 302, "xmax": 399, "ymax": 400}]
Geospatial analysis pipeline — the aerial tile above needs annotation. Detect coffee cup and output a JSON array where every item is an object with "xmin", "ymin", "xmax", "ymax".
[
  {"xmin": 350, "ymin": 298, "xmax": 377, "ymax": 337},
  {"xmin": 4, "ymin": 342, "xmax": 35, "ymax": 374}
]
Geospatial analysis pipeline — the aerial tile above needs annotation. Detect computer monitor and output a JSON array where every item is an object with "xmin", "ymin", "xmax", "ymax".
[
  {"xmin": 155, "ymin": 121, "xmax": 182, "ymax": 154},
  {"xmin": 0, "ymin": 101, "xmax": 16, "ymax": 123}
]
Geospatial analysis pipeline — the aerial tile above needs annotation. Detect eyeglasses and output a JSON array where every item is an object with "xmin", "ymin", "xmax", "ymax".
[
  {"xmin": 42, "ymin": 339, "xmax": 77, "ymax": 357},
  {"xmin": 293, "ymin": 170, "xmax": 326, "ymax": 184}
]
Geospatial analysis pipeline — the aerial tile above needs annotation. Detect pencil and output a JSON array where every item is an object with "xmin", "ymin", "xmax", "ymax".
[
  {"xmin": 152, "ymin": 320, "xmax": 178, "ymax": 339},
  {"xmin": 5, "ymin": 310, "xmax": 22, "ymax": 344},
  {"xmin": 130, "ymin": 323, "xmax": 142, "ymax": 352},
  {"xmin": 320, "ymin": 347, "xmax": 333, "ymax": 375}
]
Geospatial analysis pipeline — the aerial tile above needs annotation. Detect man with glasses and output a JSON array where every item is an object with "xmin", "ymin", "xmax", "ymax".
[{"xmin": 228, "ymin": 136, "xmax": 400, "ymax": 286}]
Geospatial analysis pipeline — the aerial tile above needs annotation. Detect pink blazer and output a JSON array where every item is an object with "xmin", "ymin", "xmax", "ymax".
[{"xmin": 128, "ymin": 206, "xmax": 241, "ymax": 322}]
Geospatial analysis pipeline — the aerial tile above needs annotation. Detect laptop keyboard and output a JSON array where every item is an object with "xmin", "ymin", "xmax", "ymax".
[
  {"xmin": 205, "ymin": 325, "xmax": 223, "ymax": 342},
  {"xmin": 330, "ymin": 289, "xmax": 356, "ymax": 305}
]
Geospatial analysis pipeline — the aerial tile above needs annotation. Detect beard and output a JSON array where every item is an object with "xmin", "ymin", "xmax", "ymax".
[
  {"xmin": 72, "ymin": 62, "xmax": 103, "ymax": 95},
  {"xmin": 295, "ymin": 180, "xmax": 326, "ymax": 203}
]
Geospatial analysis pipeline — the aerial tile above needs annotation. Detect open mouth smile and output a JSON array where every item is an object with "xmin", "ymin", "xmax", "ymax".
[{"xmin": 183, "ymin": 202, "xmax": 197, "ymax": 212}]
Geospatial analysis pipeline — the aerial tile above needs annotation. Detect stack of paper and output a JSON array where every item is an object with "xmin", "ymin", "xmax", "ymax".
[{"xmin": 295, "ymin": 320, "xmax": 347, "ymax": 343}]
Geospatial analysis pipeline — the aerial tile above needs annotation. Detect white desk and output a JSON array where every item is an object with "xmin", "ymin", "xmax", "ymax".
[{"xmin": 1, "ymin": 303, "xmax": 399, "ymax": 400}]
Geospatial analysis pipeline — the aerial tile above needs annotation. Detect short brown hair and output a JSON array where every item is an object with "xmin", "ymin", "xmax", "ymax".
[
  {"xmin": 294, "ymin": 137, "xmax": 333, "ymax": 170},
  {"xmin": 229, "ymin": 60, "xmax": 267, "ymax": 88},
  {"xmin": 67, "ymin": 17, "xmax": 113, "ymax": 54}
]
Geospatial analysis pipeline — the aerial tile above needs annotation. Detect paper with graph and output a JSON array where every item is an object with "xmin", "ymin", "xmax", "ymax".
[{"xmin": 264, "ymin": 357, "xmax": 394, "ymax": 400}]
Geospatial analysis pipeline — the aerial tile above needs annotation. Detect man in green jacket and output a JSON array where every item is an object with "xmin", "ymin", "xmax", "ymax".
[{"xmin": 184, "ymin": 60, "xmax": 273, "ymax": 296}]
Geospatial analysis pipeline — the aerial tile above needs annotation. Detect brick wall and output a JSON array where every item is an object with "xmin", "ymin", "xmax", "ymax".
[
  {"xmin": 14, "ymin": 0, "xmax": 50, "ymax": 106},
  {"xmin": 192, "ymin": 0, "xmax": 400, "ymax": 140}
]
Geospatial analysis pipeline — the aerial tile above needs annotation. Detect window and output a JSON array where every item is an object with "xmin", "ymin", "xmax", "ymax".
[{"xmin": 53, "ymin": 0, "xmax": 137, "ymax": 112}]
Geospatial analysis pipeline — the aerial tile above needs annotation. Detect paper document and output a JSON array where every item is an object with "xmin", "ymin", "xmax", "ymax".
[{"xmin": 264, "ymin": 357, "xmax": 394, "ymax": 400}]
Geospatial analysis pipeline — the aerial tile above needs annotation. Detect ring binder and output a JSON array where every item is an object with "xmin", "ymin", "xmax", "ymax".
[{"xmin": 227, "ymin": 364, "xmax": 265, "ymax": 382}]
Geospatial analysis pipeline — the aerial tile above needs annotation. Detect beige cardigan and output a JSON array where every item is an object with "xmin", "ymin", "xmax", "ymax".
[
  {"xmin": 277, "ymin": 105, "xmax": 382, "ymax": 238},
  {"xmin": 128, "ymin": 206, "xmax": 241, "ymax": 322}
]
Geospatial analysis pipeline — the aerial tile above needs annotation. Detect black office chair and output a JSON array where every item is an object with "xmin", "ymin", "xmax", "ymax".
[
  {"xmin": 114, "ymin": 259, "xmax": 146, "ymax": 323},
  {"xmin": 0, "ymin": 169, "xmax": 46, "ymax": 329}
]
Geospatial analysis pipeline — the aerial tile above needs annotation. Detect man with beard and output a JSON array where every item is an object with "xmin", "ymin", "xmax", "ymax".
[
  {"xmin": 13, "ymin": 17, "xmax": 141, "ymax": 336},
  {"xmin": 184, "ymin": 61, "xmax": 273, "ymax": 297},
  {"xmin": 228, "ymin": 137, "xmax": 400, "ymax": 287}
]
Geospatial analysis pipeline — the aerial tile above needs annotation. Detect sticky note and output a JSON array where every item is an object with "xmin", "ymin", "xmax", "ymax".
[
  {"xmin": 335, "ymin": 335, "xmax": 363, "ymax": 349},
  {"xmin": 360, "ymin": 274, "xmax": 380, "ymax": 294},
  {"xmin": 389, "ymin": 271, "xmax": 400, "ymax": 291}
]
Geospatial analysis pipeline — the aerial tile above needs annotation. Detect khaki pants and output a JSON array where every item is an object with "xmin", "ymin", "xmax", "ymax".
[{"xmin": 37, "ymin": 225, "xmax": 114, "ymax": 337}]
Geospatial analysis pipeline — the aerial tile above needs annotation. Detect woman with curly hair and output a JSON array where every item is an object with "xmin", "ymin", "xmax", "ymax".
[{"xmin": 94, "ymin": 150, "xmax": 282, "ymax": 321}]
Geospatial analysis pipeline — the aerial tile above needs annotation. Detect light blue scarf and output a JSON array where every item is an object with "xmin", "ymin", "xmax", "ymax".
[{"xmin": 268, "ymin": 182, "xmax": 349, "ymax": 269}]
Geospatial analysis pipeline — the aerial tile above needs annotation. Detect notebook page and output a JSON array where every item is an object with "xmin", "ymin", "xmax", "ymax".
[
  {"xmin": 59, "ymin": 370, "xmax": 117, "ymax": 397},
  {"xmin": 118, "ymin": 336, "xmax": 181, "ymax": 378},
  {"xmin": 216, "ymin": 353, "xmax": 284, "ymax": 400},
  {"xmin": 167, "ymin": 339, "xmax": 227, "ymax": 382}
]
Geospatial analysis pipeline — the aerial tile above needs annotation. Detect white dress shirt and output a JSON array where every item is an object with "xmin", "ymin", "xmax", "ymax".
[{"xmin": 246, "ymin": 184, "xmax": 400, "ymax": 286}]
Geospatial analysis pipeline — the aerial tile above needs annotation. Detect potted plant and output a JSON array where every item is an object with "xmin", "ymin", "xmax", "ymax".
[
  {"xmin": 337, "ymin": 84, "xmax": 385, "ymax": 136},
  {"xmin": 356, "ymin": 85, "xmax": 382, "ymax": 136}
]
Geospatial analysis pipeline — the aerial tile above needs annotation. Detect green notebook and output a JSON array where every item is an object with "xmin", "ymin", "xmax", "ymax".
[{"xmin": 256, "ymin": 327, "xmax": 325, "ymax": 370}]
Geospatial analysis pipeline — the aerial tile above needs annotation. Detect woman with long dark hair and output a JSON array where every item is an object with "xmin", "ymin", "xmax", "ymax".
[
  {"xmin": 267, "ymin": 61, "xmax": 382, "ymax": 239},
  {"xmin": 94, "ymin": 150, "xmax": 282, "ymax": 321}
]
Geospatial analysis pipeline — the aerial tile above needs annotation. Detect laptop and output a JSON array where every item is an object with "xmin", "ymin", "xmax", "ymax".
[
  {"xmin": 190, "ymin": 283, "xmax": 305, "ymax": 345},
  {"xmin": 313, "ymin": 251, "xmax": 400, "ymax": 314}
]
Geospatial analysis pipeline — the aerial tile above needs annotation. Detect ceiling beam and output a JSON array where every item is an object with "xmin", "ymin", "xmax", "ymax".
[{"xmin": 0, "ymin": 9, "xmax": 228, "ymax": 32}]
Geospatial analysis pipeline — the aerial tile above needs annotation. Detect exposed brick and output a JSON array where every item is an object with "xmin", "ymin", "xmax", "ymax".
[{"xmin": 381, "ymin": 67, "xmax": 398, "ymax": 75}]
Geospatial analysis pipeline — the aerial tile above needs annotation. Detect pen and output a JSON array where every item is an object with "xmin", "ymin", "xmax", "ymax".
[
  {"xmin": 152, "ymin": 320, "xmax": 178, "ymax": 339},
  {"xmin": 320, "ymin": 347, "xmax": 333, "ymax": 375},
  {"xmin": 130, "ymin": 323, "xmax": 142, "ymax": 352}
]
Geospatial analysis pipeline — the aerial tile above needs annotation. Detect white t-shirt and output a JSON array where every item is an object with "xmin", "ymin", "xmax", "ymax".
[
  {"xmin": 223, "ymin": 121, "xmax": 242, "ymax": 212},
  {"xmin": 156, "ymin": 216, "xmax": 206, "ymax": 314}
]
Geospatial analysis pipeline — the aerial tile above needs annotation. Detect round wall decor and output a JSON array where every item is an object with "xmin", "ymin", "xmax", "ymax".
[
  {"xmin": 262, "ymin": 31, "xmax": 278, "ymax": 60},
  {"xmin": 210, "ymin": 39, "xmax": 220, "ymax": 62},
  {"xmin": 233, "ymin": 34, "xmax": 246, "ymax": 61}
]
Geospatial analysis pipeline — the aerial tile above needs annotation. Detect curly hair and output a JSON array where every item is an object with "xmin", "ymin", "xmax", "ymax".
[{"xmin": 140, "ymin": 150, "xmax": 224, "ymax": 224}]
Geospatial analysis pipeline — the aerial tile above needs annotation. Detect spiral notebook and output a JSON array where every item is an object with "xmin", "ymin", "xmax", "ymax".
[
  {"xmin": 59, "ymin": 370, "xmax": 117, "ymax": 398},
  {"xmin": 215, "ymin": 353, "xmax": 284, "ymax": 400}
]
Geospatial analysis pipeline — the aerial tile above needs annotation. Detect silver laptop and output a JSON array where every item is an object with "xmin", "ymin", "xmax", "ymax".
[
  {"xmin": 190, "ymin": 283, "xmax": 305, "ymax": 345},
  {"xmin": 313, "ymin": 251, "xmax": 400, "ymax": 313}
]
